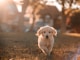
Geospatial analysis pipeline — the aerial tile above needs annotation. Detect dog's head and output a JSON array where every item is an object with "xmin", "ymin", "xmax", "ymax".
[{"xmin": 36, "ymin": 25, "xmax": 57, "ymax": 39}]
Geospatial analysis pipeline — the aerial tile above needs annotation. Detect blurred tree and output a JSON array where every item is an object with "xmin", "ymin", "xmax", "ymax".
[
  {"xmin": 57, "ymin": 0, "xmax": 66, "ymax": 32},
  {"xmin": 66, "ymin": 9, "xmax": 80, "ymax": 33},
  {"xmin": 19, "ymin": 0, "xmax": 29, "ymax": 32},
  {"xmin": 19, "ymin": 0, "xmax": 41, "ymax": 32},
  {"xmin": 29, "ymin": 0, "xmax": 41, "ymax": 31},
  {"xmin": 29, "ymin": 0, "xmax": 61, "ymax": 31},
  {"xmin": 57, "ymin": 0, "xmax": 80, "ymax": 33}
]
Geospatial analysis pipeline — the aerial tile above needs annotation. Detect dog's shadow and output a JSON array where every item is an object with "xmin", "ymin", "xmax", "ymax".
[
  {"xmin": 36, "ymin": 52, "xmax": 54, "ymax": 60},
  {"xmin": 46, "ymin": 54, "xmax": 54, "ymax": 60}
]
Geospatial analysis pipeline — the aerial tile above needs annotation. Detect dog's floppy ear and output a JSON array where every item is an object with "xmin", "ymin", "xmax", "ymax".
[
  {"xmin": 51, "ymin": 27, "xmax": 57, "ymax": 36},
  {"xmin": 36, "ymin": 27, "xmax": 42, "ymax": 36}
]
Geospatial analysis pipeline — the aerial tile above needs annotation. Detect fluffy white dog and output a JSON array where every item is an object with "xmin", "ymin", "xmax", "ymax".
[{"xmin": 36, "ymin": 25, "xmax": 57, "ymax": 56}]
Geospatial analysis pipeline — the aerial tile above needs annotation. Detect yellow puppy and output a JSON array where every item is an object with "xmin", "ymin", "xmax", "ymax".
[{"xmin": 36, "ymin": 25, "xmax": 57, "ymax": 56}]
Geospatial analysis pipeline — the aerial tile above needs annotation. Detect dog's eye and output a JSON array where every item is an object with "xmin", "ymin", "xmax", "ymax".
[{"xmin": 49, "ymin": 31, "xmax": 51, "ymax": 33}]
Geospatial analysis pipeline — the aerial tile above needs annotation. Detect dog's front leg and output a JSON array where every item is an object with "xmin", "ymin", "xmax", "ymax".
[
  {"xmin": 48, "ymin": 42, "xmax": 54, "ymax": 56},
  {"xmin": 48, "ymin": 47, "xmax": 53, "ymax": 55},
  {"xmin": 39, "ymin": 46, "xmax": 49, "ymax": 55}
]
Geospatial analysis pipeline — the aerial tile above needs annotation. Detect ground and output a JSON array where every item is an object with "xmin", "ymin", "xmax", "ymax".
[{"xmin": 0, "ymin": 32, "xmax": 80, "ymax": 60}]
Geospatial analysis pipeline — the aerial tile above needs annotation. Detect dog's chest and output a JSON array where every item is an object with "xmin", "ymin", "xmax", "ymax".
[
  {"xmin": 45, "ymin": 40, "xmax": 51, "ymax": 47},
  {"xmin": 38, "ymin": 37, "xmax": 54, "ymax": 47}
]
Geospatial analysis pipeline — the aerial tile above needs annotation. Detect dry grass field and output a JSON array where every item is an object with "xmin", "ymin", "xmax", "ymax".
[{"xmin": 0, "ymin": 32, "xmax": 80, "ymax": 60}]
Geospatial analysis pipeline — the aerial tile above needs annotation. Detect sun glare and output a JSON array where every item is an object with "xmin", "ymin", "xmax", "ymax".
[
  {"xmin": 0, "ymin": 0, "xmax": 5, "ymax": 2},
  {"xmin": 0, "ymin": 0, "xmax": 7, "ymax": 4}
]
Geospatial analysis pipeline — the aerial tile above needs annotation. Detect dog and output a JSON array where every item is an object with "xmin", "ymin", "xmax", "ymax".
[{"xmin": 36, "ymin": 25, "xmax": 57, "ymax": 56}]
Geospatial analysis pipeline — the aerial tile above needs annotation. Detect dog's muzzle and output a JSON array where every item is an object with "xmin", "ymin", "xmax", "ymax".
[{"xmin": 46, "ymin": 35, "xmax": 49, "ymax": 39}]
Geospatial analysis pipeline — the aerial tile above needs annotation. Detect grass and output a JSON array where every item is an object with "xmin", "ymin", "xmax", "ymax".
[{"xmin": 0, "ymin": 32, "xmax": 80, "ymax": 60}]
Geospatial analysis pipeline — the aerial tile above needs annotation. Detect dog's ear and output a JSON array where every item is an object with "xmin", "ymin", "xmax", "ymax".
[
  {"xmin": 35, "ymin": 27, "xmax": 42, "ymax": 36},
  {"xmin": 51, "ymin": 27, "xmax": 57, "ymax": 36}
]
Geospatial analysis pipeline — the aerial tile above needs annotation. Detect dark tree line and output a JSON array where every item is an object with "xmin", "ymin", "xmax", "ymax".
[{"xmin": 66, "ymin": 9, "xmax": 80, "ymax": 33}]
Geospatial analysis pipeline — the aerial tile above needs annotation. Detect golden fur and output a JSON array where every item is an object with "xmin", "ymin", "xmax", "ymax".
[{"xmin": 36, "ymin": 25, "xmax": 57, "ymax": 55}]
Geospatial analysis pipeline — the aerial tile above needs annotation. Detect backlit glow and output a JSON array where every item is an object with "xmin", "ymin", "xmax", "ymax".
[
  {"xmin": 0, "ymin": 0, "xmax": 5, "ymax": 3},
  {"xmin": 0, "ymin": 0, "xmax": 6, "ymax": 4}
]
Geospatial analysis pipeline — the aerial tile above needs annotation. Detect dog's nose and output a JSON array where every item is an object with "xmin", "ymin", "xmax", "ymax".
[{"xmin": 46, "ymin": 35, "xmax": 48, "ymax": 39}]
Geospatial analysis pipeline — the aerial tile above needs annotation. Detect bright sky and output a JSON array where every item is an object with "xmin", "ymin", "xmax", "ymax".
[
  {"xmin": 46, "ymin": 0, "xmax": 62, "ymax": 11},
  {"xmin": 40, "ymin": 0, "xmax": 62, "ymax": 11},
  {"xmin": 13, "ymin": 0, "xmax": 23, "ymax": 12}
]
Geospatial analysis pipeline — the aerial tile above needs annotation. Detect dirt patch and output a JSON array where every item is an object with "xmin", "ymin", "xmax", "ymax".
[{"xmin": 0, "ymin": 32, "xmax": 80, "ymax": 60}]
